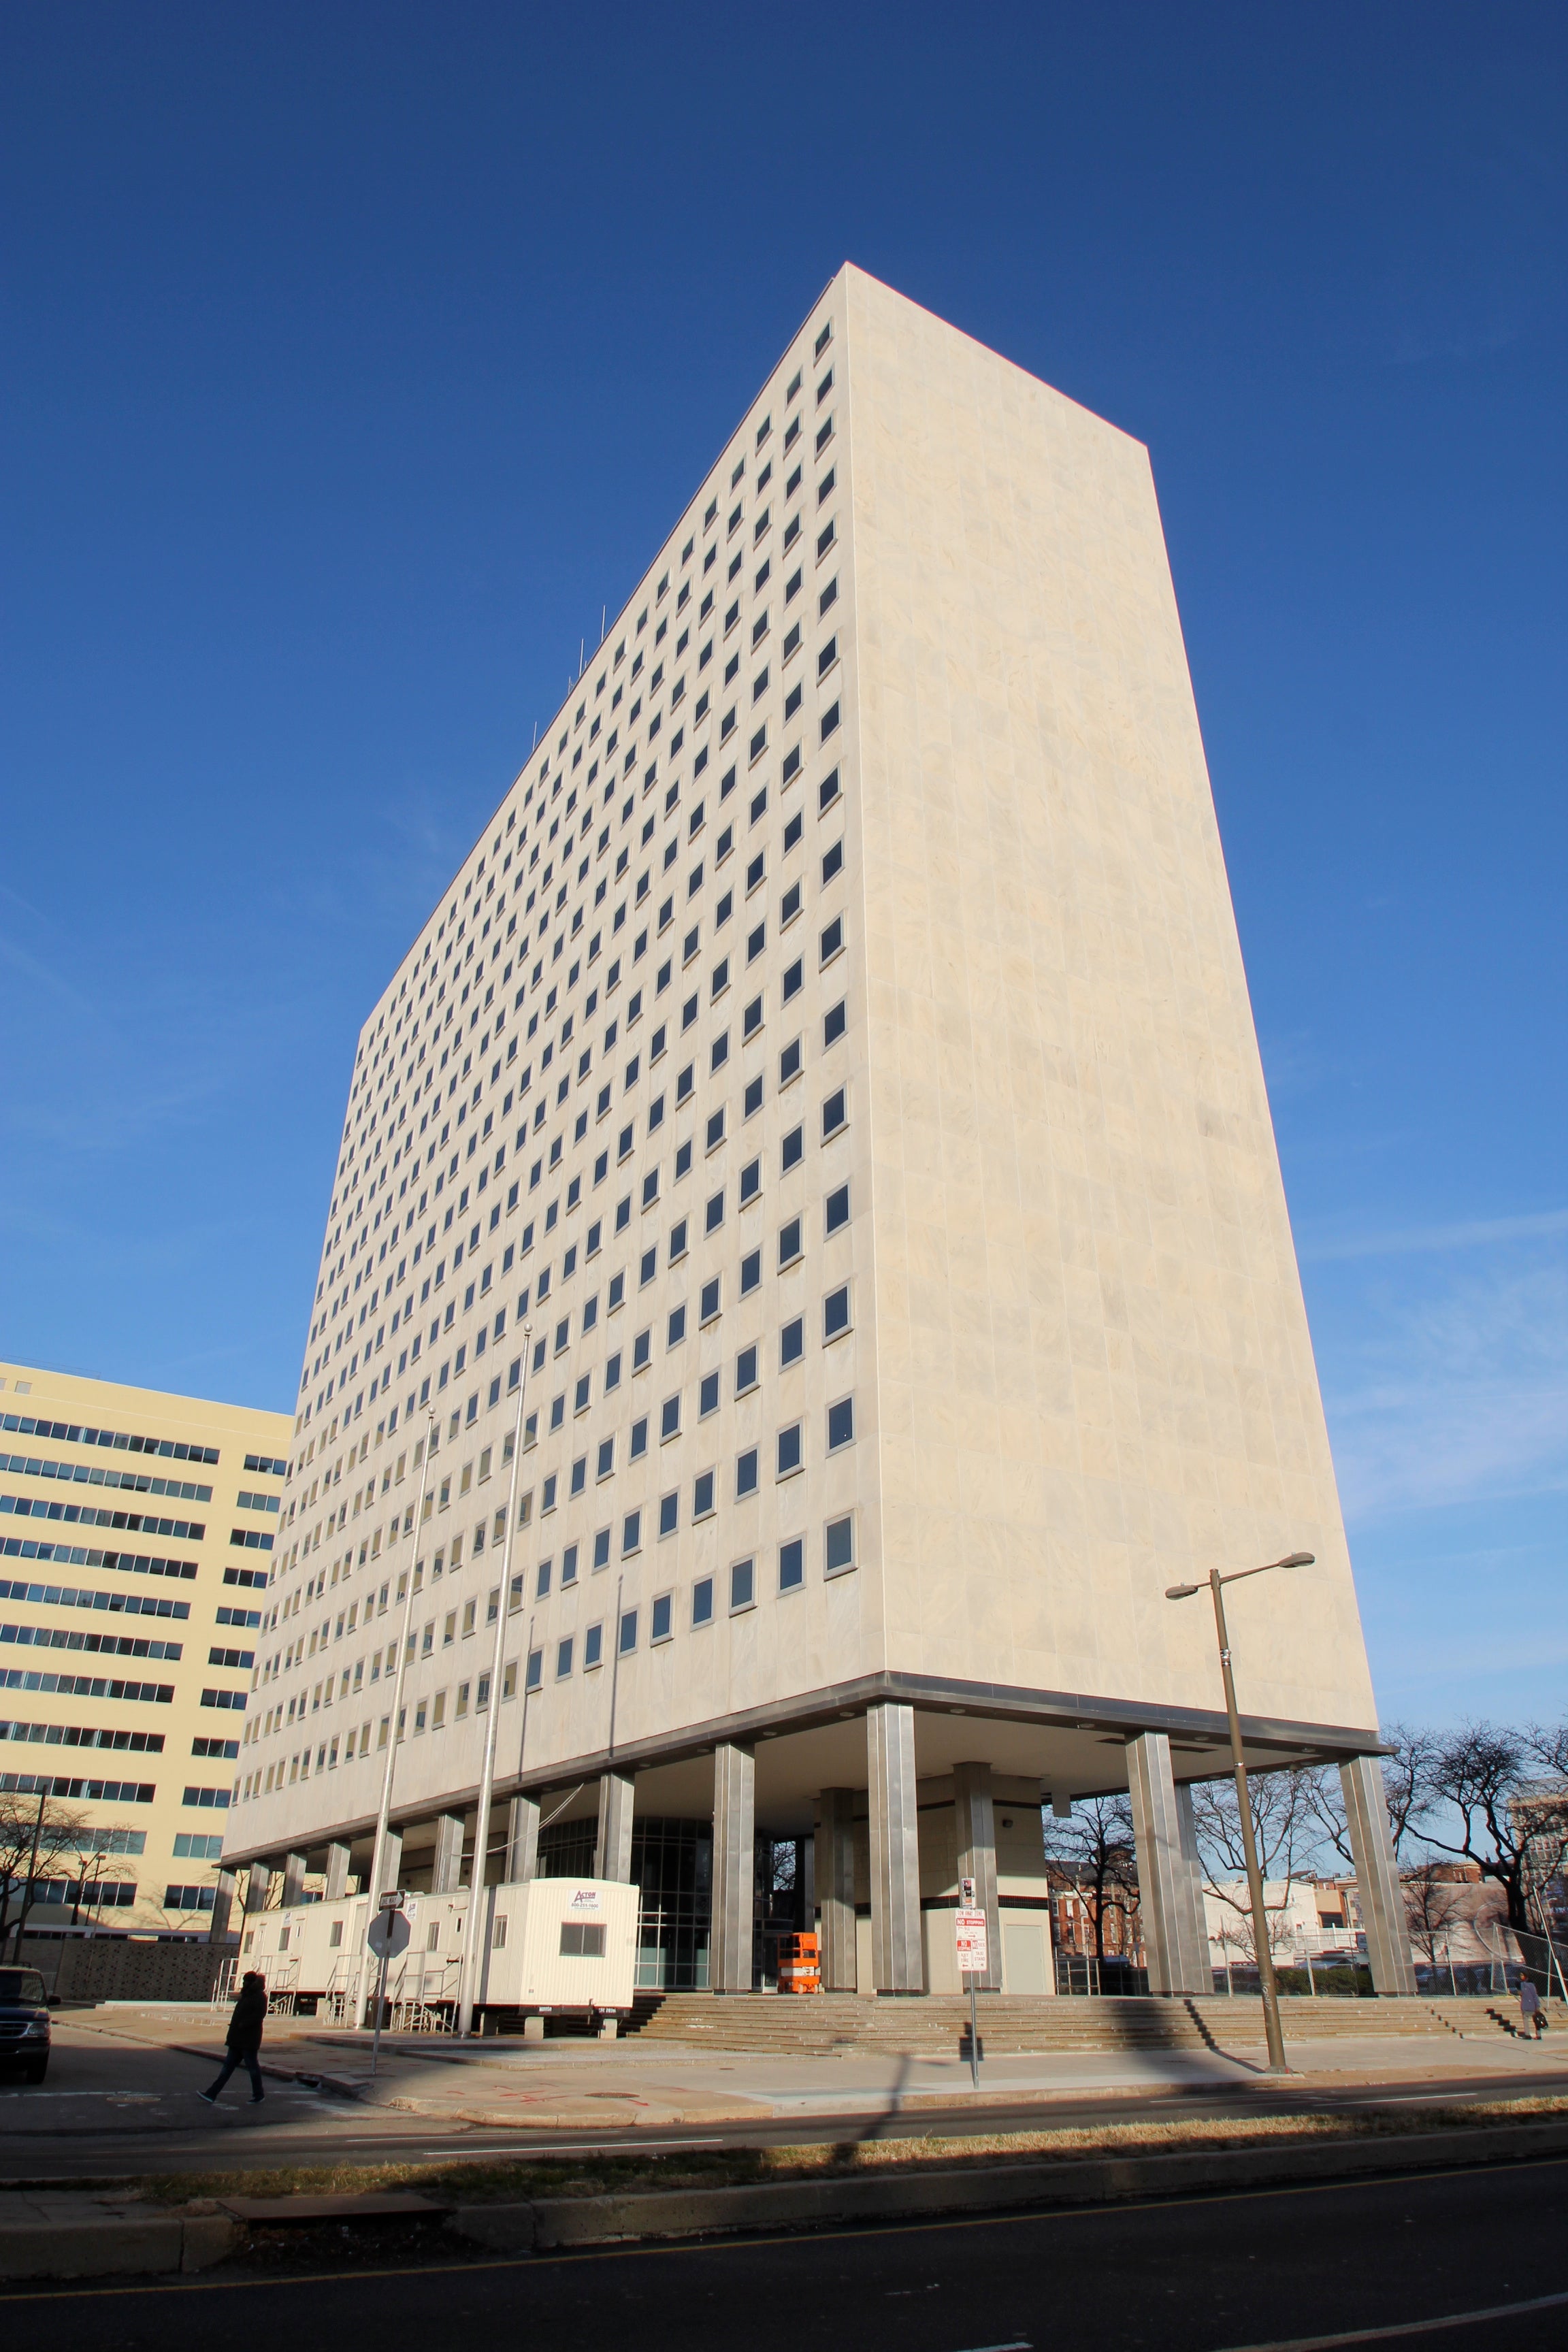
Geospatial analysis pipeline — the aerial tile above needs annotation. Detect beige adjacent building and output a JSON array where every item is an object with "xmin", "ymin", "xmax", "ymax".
[
  {"xmin": 223, "ymin": 265, "xmax": 1414, "ymax": 2005},
  {"xmin": 0, "ymin": 1358, "xmax": 291, "ymax": 1945}
]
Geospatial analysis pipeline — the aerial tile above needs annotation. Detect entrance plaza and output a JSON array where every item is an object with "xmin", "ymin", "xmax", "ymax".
[{"xmin": 225, "ymin": 266, "xmax": 1410, "ymax": 2014}]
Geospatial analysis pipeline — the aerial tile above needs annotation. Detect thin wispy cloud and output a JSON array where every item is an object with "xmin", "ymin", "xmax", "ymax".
[
  {"xmin": 1303, "ymin": 1208, "xmax": 1568, "ymax": 1263},
  {"xmin": 1327, "ymin": 1258, "xmax": 1568, "ymax": 1522}
]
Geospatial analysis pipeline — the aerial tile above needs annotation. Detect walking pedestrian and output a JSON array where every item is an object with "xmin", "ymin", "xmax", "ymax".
[
  {"xmin": 1519, "ymin": 1977, "xmax": 1545, "ymax": 2039},
  {"xmin": 199, "ymin": 1971, "xmax": 267, "ymax": 2104}
]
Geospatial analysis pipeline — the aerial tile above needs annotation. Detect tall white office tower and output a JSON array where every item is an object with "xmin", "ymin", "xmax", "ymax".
[{"xmin": 226, "ymin": 267, "xmax": 1411, "ymax": 2006}]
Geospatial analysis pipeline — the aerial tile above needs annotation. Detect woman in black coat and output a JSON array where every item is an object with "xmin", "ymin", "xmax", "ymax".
[{"xmin": 199, "ymin": 1972, "xmax": 267, "ymax": 2106}]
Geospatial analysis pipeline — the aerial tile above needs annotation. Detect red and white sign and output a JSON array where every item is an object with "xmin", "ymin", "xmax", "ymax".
[{"xmin": 954, "ymin": 1908, "xmax": 989, "ymax": 1974}]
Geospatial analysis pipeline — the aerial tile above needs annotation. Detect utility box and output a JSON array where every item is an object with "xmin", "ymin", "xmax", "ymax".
[{"xmin": 477, "ymin": 1878, "xmax": 637, "ymax": 2018}]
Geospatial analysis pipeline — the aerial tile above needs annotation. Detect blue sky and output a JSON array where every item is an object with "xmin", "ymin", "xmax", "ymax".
[{"xmin": 3, "ymin": 5, "xmax": 1563, "ymax": 1727}]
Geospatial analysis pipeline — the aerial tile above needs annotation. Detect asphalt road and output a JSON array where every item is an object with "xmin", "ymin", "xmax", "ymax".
[
  {"xmin": 3, "ymin": 2150, "xmax": 1566, "ymax": 2350},
  {"xmin": 1, "ymin": 2019, "xmax": 1565, "ymax": 2181}
]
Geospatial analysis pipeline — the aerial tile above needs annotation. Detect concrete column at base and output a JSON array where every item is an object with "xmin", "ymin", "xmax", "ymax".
[
  {"xmin": 815, "ymin": 1788, "xmax": 857, "ymax": 1991},
  {"xmin": 243, "ymin": 1863, "xmax": 270, "ymax": 1915},
  {"xmin": 1175, "ymin": 1782, "xmax": 1213, "ymax": 1993},
  {"xmin": 710, "ymin": 1744, "xmax": 755, "ymax": 1993},
  {"xmin": 370, "ymin": 1829, "xmax": 404, "ymax": 1899},
  {"xmin": 867, "ymin": 1702, "xmax": 923, "ymax": 1993},
  {"xmin": 1341, "ymin": 1754, "xmax": 1418, "ymax": 1995},
  {"xmin": 597, "ymin": 1771, "xmax": 634, "ymax": 1882},
  {"xmin": 1126, "ymin": 1731, "xmax": 1207, "ymax": 1995},
  {"xmin": 431, "ymin": 1811, "xmax": 466, "ymax": 1893},
  {"xmin": 323, "ymin": 1842, "xmax": 351, "ymax": 1901},
  {"xmin": 953, "ymin": 1762, "xmax": 1002, "ymax": 1992},
  {"xmin": 208, "ymin": 1870, "xmax": 235, "ymax": 1944},
  {"xmin": 280, "ymin": 1851, "xmax": 307, "ymax": 1909},
  {"xmin": 506, "ymin": 1796, "xmax": 540, "ymax": 1882}
]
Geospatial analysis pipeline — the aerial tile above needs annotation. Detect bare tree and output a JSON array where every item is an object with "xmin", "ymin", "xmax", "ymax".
[
  {"xmin": 1188, "ymin": 1766, "xmax": 1330, "ymax": 1965},
  {"xmin": 1302, "ymin": 1727, "xmax": 1435, "ymax": 1869},
  {"xmin": 0, "ymin": 1791, "xmax": 90, "ymax": 1956},
  {"xmin": 1041, "ymin": 1797, "xmax": 1139, "ymax": 1963},
  {"xmin": 1416, "ymin": 1722, "xmax": 1568, "ymax": 1933},
  {"xmin": 1403, "ymin": 1862, "xmax": 1468, "ymax": 1982}
]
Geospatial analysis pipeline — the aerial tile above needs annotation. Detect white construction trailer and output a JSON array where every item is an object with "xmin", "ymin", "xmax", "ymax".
[{"xmin": 240, "ymin": 1878, "xmax": 638, "ymax": 2029}]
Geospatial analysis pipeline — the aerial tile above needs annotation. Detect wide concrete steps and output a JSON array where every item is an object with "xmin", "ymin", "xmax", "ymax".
[
  {"xmin": 625, "ymin": 1992, "xmax": 1555, "ymax": 2056},
  {"xmin": 628, "ymin": 1993, "xmax": 1211, "ymax": 2055}
]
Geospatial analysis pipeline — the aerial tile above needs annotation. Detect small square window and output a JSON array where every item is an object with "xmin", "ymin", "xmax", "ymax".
[
  {"xmin": 700, "ymin": 1275, "xmax": 721, "ymax": 1322},
  {"xmin": 826, "ymin": 1183, "xmax": 850, "ymax": 1236},
  {"xmin": 828, "ymin": 1394, "xmax": 855, "ymax": 1450},
  {"xmin": 736, "ymin": 1343, "xmax": 759, "ymax": 1394},
  {"xmin": 670, "ymin": 1213, "xmax": 689, "ymax": 1255},
  {"xmin": 633, "ymin": 1327, "xmax": 652, "ymax": 1370},
  {"xmin": 668, "ymin": 1305, "xmax": 687, "ymax": 1347},
  {"xmin": 779, "ymin": 1537, "xmax": 804, "ymax": 1592},
  {"xmin": 526, "ymin": 1649, "xmax": 543, "ymax": 1690},
  {"xmin": 700, "ymin": 1369, "xmax": 720, "ymax": 1416},
  {"xmin": 605, "ymin": 1350, "xmax": 623, "ymax": 1389},
  {"xmin": 661, "ymin": 1394, "xmax": 681, "ymax": 1440},
  {"xmin": 823, "ymin": 998, "xmax": 846, "ymax": 1048},
  {"xmin": 782, "ymin": 1124, "xmax": 803, "ymax": 1172},
  {"xmin": 779, "ymin": 1216, "xmax": 802, "ymax": 1267},
  {"xmin": 630, "ymin": 1416, "xmax": 649, "ymax": 1458},
  {"xmin": 706, "ymin": 1108, "xmax": 725, "ymax": 1150},
  {"xmin": 693, "ymin": 1576, "xmax": 715, "ymax": 1626},
  {"xmin": 598, "ymin": 1436, "xmax": 615, "ymax": 1477},
  {"xmin": 730, "ymin": 1557, "xmax": 755, "ymax": 1612},
  {"xmin": 743, "ymin": 994, "xmax": 764, "ymax": 1039},
  {"xmin": 740, "ymin": 1247, "xmax": 762, "ymax": 1295},
  {"xmin": 821, "ymin": 1088, "xmax": 847, "ymax": 1139},
  {"xmin": 556, "ymin": 1637, "xmax": 574, "ymax": 1680},
  {"xmin": 570, "ymin": 1456, "xmax": 587, "ymax": 1497},
  {"xmin": 783, "ymin": 808, "xmax": 803, "ymax": 853},
  {"xmin": 777, "ymin": 1422, "xmax": 803, "ymax": 1477},
  {"xmin": 537, "ymin": 1558, "xmax": 553, "ymax": 1598},
  {"xmin": 575, "ymin": 1373, "xmax": 591, "ymax": 1411},
  {"xmin": 820, "ymin": 915, "xmax": 843, "ymax": 964},
  {"xmin": 619, "ymin": 1605, "xmax": 638, "ymax": 1652},
  {"xmin": 824, "ymin": 1284, "xmax": 851, "ymax": 1340},
  {"xmin": 622, "ymin": 1514, "xmax": 642, "ymax": 1557},
  {"xmin": 781, "ymin": 1316, "xmax": 804, "ymax": 1367},
  {"xmin": 694, "ymin": 1468, "xmax": 715, "ymax": 1516},
  {"xmin": 781, "ymin": 880, "xmax": 802, "ymax": 926},
  {"xmin": 593, "ymin": 1527, "xmax": 612, "ymax": 1570},
  {"xmin": 818, "ymin": 766, "xmax": 840, "ymax": 814},
  {"xmin": 651, "ymin": 1592, "xmax": 673, "ymax": 1642},
  {"xmin": 783, "ymin": 958, "xmax": 803, "ymax": 1003},
  {"xmin": 822, "ymin": 838, "xmax": 843, "ymax": 885},
  {"xmin": 740, "ymin": 1156, "xmax": 761, "ymax": 1204},
  {"xmin": 825, "ymin": 1514, "xmax": 855, "ymax": 1575},
  {"xmin": 658, "ymin": 1492, "xmax": 679, "ymax": 1538},
  {"xmin": 779, "ymin": 1037, "xmax": 802, "ymax": 1084},
  {"xmin": 736, "ymin": 1447, "xmax": 759, "ymax": 1498}
]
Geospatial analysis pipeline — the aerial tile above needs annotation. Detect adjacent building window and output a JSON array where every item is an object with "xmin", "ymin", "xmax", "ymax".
[{"xmin": 730, "ymin": 1558, "xmax": 755, "ymax": 1612}]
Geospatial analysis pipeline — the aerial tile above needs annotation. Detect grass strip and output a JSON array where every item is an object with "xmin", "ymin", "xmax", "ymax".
[{"xmin": 123, "ymin": 2092, "xmax": 1568, "ymax": 2210}]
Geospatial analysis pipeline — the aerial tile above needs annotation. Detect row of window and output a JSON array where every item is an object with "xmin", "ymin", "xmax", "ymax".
[
  {"xmin": 0, "ymin": 1722, "xmax": 237, "ymax": 1761},
  {"xmin": 529, "ymin": 1514, "xmax": 856, "ymax": 1681}
]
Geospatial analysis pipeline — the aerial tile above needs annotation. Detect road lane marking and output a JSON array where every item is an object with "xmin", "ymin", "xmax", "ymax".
[{"xmin": 1208, "ymin": 2286, "xmax": 1568, "ymax": 2349}]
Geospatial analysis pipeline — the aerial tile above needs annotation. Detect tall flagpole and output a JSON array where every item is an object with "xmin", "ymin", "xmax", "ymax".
[
  {"xmin": 456, "ymin": 1328, "xmax": 532, "ymax": 2036},
  {"xmin": 348, "ymin": 1406, "xmax": 437, "ymax": 2027}
]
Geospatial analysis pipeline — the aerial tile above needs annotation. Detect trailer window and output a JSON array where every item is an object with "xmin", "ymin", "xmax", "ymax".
[{"xmin": 559, "ymin": 1921, "xmax": 606, "ymax": 1957}]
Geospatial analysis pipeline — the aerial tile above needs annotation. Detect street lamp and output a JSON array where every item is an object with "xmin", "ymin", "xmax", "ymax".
[{"xmin": 1165, "ymin": 1551, "xmax": 1313, "ymax": 2074}]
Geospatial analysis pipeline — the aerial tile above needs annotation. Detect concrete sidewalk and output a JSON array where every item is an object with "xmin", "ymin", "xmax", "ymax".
[{"xmin": 275, "ymin": 2023, "xmax": 1568, "ymax": 2131}]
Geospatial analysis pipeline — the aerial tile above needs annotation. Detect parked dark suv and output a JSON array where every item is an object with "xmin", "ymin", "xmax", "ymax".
[{"xmin": 0, "ymin": 1969, "xmax": 52, "ymax": 2083}]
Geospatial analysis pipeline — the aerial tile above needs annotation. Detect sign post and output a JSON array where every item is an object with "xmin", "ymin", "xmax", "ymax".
[
  {"xmin": 366, "ymin": 1892, "xmax": 410, "ymax": 2080},
  {"xmin": 955, "ymin": 1875, "xmax": 987, "ymax": 2091}
]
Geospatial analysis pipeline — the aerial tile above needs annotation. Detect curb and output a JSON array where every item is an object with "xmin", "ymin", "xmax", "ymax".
[
  {"xmin": 445, "ymin": 2117, "xmax": 1568, "ymax": 2252},
  {"xmin": 0, "ymin": 2208, "xmax": 234, "ymax": 2281}
]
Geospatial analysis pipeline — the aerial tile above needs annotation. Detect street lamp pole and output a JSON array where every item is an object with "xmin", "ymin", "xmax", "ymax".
[
  {"xmin": 348, "ymin": 1407, "xmax": 438, "ymax": 2029},
  {"xmin": 1165, "ymin": 1552, "xmax": 1313, "ymax": 2077},
  {"xmin": 455, "ymin": 1329, "xmax": 533, "ymax": 2038}
]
